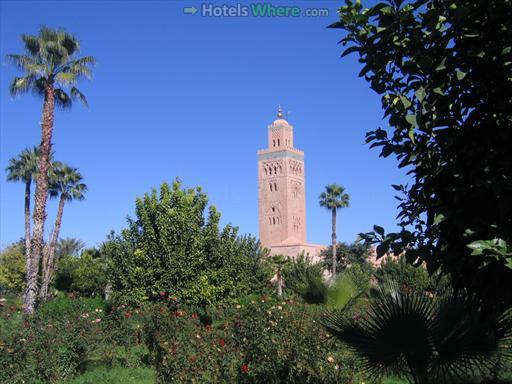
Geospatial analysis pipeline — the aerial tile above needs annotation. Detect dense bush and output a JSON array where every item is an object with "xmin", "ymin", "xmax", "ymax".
[
  {"xmin": 321, "ymin": 242, "xmax": 374, "ymax": 274},
  {"xmin": 104, "ymin": 180, "xmax": 271, "ymax": 307},
  {"xmin": 143, "ymin": 297, "xmax": 361, "ymax": 383},
  {"xmin": 54, "ymin": 251, "xmax": 107, "ymax": 296},
  {"xmin": 375, "ymin": 256, "xmax": 448, "ymax": 294},
  {"xmin": 0, "ymin": 297, "xmax": 147, "ymax": 384}
]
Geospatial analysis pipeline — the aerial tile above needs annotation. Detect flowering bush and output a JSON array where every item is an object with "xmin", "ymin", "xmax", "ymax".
[
  {"xmin": 143, "ymin": 296, "xmax": 361, "ymax": 383},
  {"xmin": 0, "ymin": 297, "xmax": 147, "ymax": 384}
]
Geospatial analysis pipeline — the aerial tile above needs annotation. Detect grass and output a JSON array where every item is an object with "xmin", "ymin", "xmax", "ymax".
[{"xmin": 68, "ymin": 366, "xmax": 155, "ymax": 384}]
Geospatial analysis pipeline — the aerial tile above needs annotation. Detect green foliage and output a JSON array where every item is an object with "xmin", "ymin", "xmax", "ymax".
[
  {"xmin": 375, "ymin": 256, "xmax": 447, "ymax": 294},
  {"xmin": 283, "ymin": 256, "xmax": 364, "ymax": 309},
  {"xmin": 104, "ymin": 180, "xmax": 271, "ymax": 307},
  {"xmin": 283, "ymin": 255, "xmax": 328, "ymax": 304},
  {"xmin": 55, "ymin": 252, "xmax": 107, "ymax": 296},
  {"xmin": 68, "ymin": 366, "xmax": 154, "ymax": 384},
  {"xmin": 323, "ymin": 280, "xmax": 512, "ymax": 384},
  {"xmin": 143, "ymin": 298, "xmax": 361, "ymax": 383},
  {"xmin": 322, "ymin": 242, "xmax": 374, "ymax": 273},
  {"xmin": 0, "ymin": 296, "xmax": 148, "ymax": 384},
  {"xmin": 326, "ymin": 273, "xmax": 360, "ymax": 310},
  {"xmin": 0, "ymin": 242, "xmax": 26, "ymax": 293},
  {"xmin": 332, "ymin": 0, "xmax": 512, "ymax": 311}
]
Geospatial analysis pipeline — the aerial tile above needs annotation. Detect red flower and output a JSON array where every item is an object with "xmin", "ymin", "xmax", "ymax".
[
  {"xmin": 219, "ymin": 339, "xmax": 225, "ymax": 348},
  {"xmin": 241, "ymin": 363, "xmax": 249, "ymax": 373},
  {"xmin": 159, "ymin": 291, "xmax": 166, "ymax": 298},
  {"xmin": 189, "ymin": 355, "xmax": 198, "ymax": 363},
  {"xmin": 191, "ymin": 313, "xmax": 198, "ymax": 319},
  {"xmin": 205, "ymin": 324, "xmax": 212, "ymax": 331},
  {"xmin": 123, "ymin": 311, "xmax": 132, "ymax": 319}
]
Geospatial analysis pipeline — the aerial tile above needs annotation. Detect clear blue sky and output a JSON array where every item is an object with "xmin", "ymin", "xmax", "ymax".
[{"xmin": 0, "ymin": 0, "xmax": 406, "ymax": 249}]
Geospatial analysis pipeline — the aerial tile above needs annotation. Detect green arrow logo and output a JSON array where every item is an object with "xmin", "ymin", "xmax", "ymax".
[{"xmin": 183, "ymin": 6, "xmax": 198, "ymax": 15}]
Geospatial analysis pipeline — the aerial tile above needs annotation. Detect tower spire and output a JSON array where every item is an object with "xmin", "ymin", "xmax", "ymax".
[{"xmin": 277, "ymin": 105, "xmax": 283, "ymax": 119}]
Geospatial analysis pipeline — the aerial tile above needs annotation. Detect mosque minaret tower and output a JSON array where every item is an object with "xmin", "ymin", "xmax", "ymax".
[{"xmin": 257, "ymin": 107, "xmax": 324, "ymax": 259}]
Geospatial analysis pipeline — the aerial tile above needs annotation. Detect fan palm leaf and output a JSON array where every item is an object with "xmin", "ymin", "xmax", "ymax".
[{"xmin": 323, "ymin": 280, "xmax": 512, "ymax": 384}]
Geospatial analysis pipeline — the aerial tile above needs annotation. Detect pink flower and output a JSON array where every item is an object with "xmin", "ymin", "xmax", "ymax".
[
  {"xmin": 219, "ymin": 339, "xmax": 225, "ymax": 348},
  {"xmin": 241, "ymin": 363, "xmax": 249, "ymax": 373}
]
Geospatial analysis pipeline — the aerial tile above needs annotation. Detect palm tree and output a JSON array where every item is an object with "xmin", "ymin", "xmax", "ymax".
[
  {"xmin": 319, "ymin": 184, "xmax": 350, "ymax": 278},
  {"xmin": 5, "ymin": 147, "xmax": 40, "ymax": 267},
  {"xmin": 55, "ymin": 237, "xmax": 86, "ymax": 259},
  {"xmin": 6, "ymin": 26, "xmax": 94, "ymax": 312},
  {"xmin": 323, "ymin": 281, "xmax": 512, "ymax": 384},
  {"xmin": 40, "ymin": 165, "xmax": 87, "ymax": 299}
]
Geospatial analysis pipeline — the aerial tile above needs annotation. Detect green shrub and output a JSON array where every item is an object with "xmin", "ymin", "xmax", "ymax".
[
  {"xmin": 326, "ymin": 273, "xmax": 360, "ymax": 310},
  {"xmin": 375, "ymin": 256, "xmax": 448, "ymax": 294},
  {"xmin": 55, "ymin": 253, "xmax": 106, "ymax": 297},
  {"xmin": 104, "ymin": 180, "xmax": 271, "ymax": 307},
  {"xmin": 0, "ymin": 242, "xmax": 25, "ymax": 293},
  {"xmin": 0, "ymin": 296, "xmax": 147, "ymax": 384}
]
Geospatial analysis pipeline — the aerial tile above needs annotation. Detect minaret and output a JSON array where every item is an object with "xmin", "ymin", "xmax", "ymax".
[{"xmin": 258, "ymin": 107, "xmax": 306, "ymax": 250}]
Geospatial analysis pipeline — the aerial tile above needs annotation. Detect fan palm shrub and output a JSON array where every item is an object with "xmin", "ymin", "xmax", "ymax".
[
  {"xmin": 284, "ymin": 255, "xmax": 328, "ymax": 304},
  {"xmin": 323, "ymin": 280, "xmax": 512, "ymax": 384}
]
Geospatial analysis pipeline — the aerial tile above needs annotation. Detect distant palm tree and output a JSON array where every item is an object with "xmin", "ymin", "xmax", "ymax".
[
  {"xmin": 5, "ymin": 147, "xmax": 40, "ymax": 265},
  {"xmin": 40, "ymin": 165, "xmax": 87, "ymax": 299},
  {"xmin": 6, "ymin": 26, "xmax": 94, "ymax": 312},
  {"xmin": 319, "ymin": 184, "xmax": 350, "ymax": 277},
  {"xmin": 56, "ymin": 237, "xmax": 86, "ymax": 259}
]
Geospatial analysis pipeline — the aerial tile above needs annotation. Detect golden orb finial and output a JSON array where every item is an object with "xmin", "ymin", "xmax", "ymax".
[{"xmin": 277, "ymin": 105, "xmax": 283, "ymax": 119}]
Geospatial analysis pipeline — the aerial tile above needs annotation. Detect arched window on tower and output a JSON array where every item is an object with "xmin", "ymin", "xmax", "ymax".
[
  {"xmin": 277, "ymin": 139, "xmax": 280, "ymax": 146},
  {"xmin": 274, "ymin": 183, "xmax": 278, "ymax": 191},
  {"xmin": 269, "ymin": 183, "xmax": 273, "ymax": 192}
]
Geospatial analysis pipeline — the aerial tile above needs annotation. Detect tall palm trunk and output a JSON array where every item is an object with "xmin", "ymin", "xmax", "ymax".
[
  {"xmin": 24, "ymin": 82, "xmax": 54, "ymax": 314},
  {"xmin": 24, "ymin": 180, "xmax": 32, "ymax": 278},
  {"xmin": 40, "ymin": 194, "xmax": 65, "ymax": 299},
  {"xmin": 331, "ymin": 208, "xmax": 337, "ymax": 278}
]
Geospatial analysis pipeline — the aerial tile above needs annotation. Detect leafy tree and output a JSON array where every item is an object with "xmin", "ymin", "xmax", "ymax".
[
  {"xmin": 331, "ymin": 0, "xmax": 512, "ymax": 312},
  {"xmin": 323, "ymin": 280, "xmax": 512, "ymax": 384},
  {"xmin": 6, "ymin": 26, "xmax": 94, "ymax": 313},
  {"xmin": 56, "ymin": 237, "xmax": 86, "ymax": 259},
  {"xmin": 321, "ymin": 241, "xmax": 373, "ymax": 273},
  {"xmin": 319, "ymin": 184, "xmax": 350, "ymax": 278},
  {"xmin": 40, "ymin": 165, "xmax": 87, "ymax": 299},
  {"xmin": 104, "ymin": 180, "xmax": 271, "ymax": 307},
  {"xmin": 0, "ymin": 242, "xmax": 26, "ymax": 293}
]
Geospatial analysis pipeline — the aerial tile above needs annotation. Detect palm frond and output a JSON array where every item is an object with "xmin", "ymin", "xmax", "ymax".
[
  {"xmin": 55, "ymin": 72, "xmax": 77, "ymax": 86},
  {"xmin": 323, "ymin": 279, "xmax": 512, "ymax": 384},
  {"xmin": 70, "ymin": 86, "xmax": 88, "ymax": 107},
  {"xmin": 21, "ymin": 34, "xmax": 40, "ymax": 56},
  {"xmin": 319, "ymin": 184, "xmax": 350, "ymax": 209},
  {"xmin": 9, "ymin": 75, "xmax": 34, "ymax": 97},
  {"xmin": 58, "ymin": 32, "xmax": 80, "ymax": 56},
  {"xmin": 54, "ymin": 88, "xmax": 72, "ymax": 109},
  {"xmin": 5, "ymin": 54, "xmax": 45, "ymax": 75}
]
